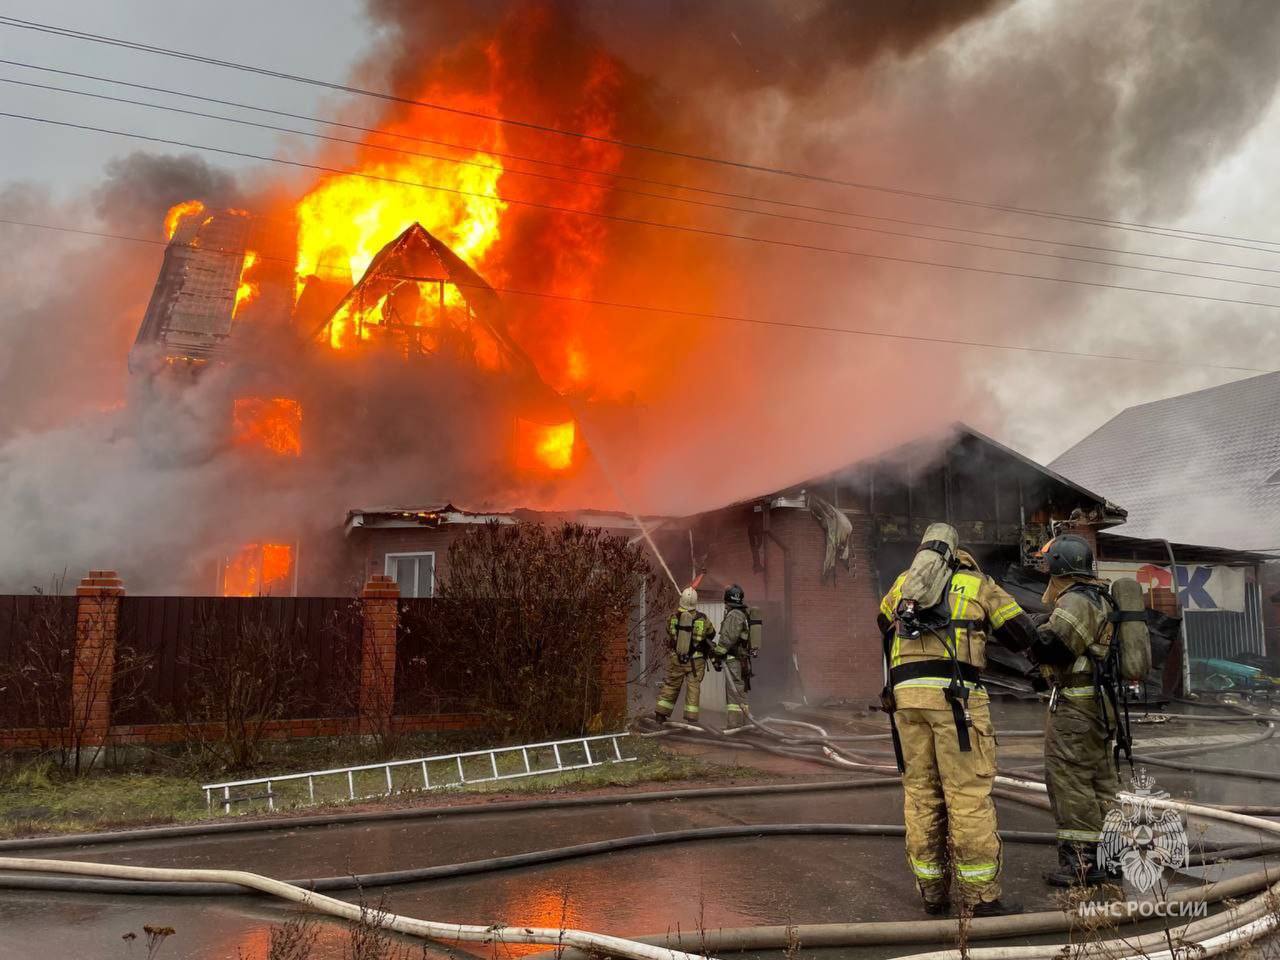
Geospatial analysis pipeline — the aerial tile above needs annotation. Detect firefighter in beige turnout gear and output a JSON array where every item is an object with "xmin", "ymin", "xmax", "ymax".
[
  {"xmin": 655, "ymin": 587, "xmax": 716, "ymax": 724},
  {"xmin": 878, "ymin": 524, "xmax": 1036, "ymax": 916},
  {"xmin": 1027, "ymin": 534, "xmax": 1122, "ymax": 887}
]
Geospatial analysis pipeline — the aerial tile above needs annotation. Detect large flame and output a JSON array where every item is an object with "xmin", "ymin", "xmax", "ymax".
[{"xmin": 294, "ymin": 105, "xmax": 507, "ymax": 303}]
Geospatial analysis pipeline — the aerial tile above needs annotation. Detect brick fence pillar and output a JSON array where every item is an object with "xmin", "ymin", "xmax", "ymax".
[
  {"xmin": 599, "ymin": 620, "xmax": 629, "ymax": 727},
  {"xmin": 359, "ymin": 575, "xmax": 400, "ymax": 734},
  {"xmin": 72, "ymin": 570, "xmax": 125, "ymax": 755}
]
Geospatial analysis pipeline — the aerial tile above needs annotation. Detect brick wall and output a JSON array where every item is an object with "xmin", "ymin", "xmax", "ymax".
[
  {"xmin": 700, "ymin": 506, "xmax": 884, "ymax": 704},
  {"xmin": 349, "ymin": 526, "xmax": 471, "ymax": 591}
]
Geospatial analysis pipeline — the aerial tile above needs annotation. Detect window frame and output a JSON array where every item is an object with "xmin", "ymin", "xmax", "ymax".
[{"xmin": 384, "ymin": 551, "xmax": 436, "ymax": 598}]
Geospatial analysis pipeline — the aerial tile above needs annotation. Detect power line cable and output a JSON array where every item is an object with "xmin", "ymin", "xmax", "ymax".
[
  {"xmin": 6, "ymin": 58, "xmax": 1280, "ymax": 269},
  {"xmin": 8, "ymin": 73, "xmax": 1280, "ymax": 293},
  {"xmin": 3, "ymin": 14, "xmax": 1279, "ymax": 252},
  {"xmin": 5, "ymin": 109, "xmax": 1280, "ymax": 314},
  {"xmin": 0, "ymin": 215, "xmax": 1270, "ymax": 375}
]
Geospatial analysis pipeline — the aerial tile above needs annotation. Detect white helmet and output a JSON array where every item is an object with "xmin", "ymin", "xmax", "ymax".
[{"xmin": 678, "ymin": 587, "xmax": 698, "ymax": 611}]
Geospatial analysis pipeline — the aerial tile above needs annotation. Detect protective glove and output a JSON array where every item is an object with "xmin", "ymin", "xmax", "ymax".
[
  {"xmin": 677, "ymin": 653, "xmax": 690, "ymax": 665},
  {"xmin": 1025, "ymin": 667, "xmax": 1050, "ymax": 693}
]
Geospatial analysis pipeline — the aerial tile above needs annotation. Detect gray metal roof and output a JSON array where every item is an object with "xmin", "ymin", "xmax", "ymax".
[{"xmin": 1050, "ymin": 372, "xmax": 1280, "ymax": 551}]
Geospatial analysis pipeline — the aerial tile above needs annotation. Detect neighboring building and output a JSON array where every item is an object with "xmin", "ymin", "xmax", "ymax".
[
  {"xmin": 1052, "ymin": 372, "xmax": 1280, "ymax": 664},
  {"xmin": 1051, "ymin": 371, "xmax": 1280, "ymax": 552},
  {"xmin": 688, "ymin": 424, "xmax": 1128, "ymax": 706}
]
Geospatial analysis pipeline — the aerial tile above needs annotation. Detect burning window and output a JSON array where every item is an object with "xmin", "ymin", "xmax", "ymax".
[
  {"xmin": 220, "ymin": 542, "xmax": 295, "ymax": 597},
  {"xmin": 233, "ymin": 397, "xmax": 302, "ymax": 457},
  {"xmin": 515, "ymin": 418, "xmax": 576, "ymax": 472}
]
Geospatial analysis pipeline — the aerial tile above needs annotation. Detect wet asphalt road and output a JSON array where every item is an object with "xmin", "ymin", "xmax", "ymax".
[{"xmin": 2, "ymin": 701, "xmax": 1278, "ymax": 960}]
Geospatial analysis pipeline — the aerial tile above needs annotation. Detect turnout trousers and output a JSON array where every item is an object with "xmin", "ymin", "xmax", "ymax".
[
  {"xmin": 897, "ymin": 700, "xmax": 1002, "ymax": 906},
  {"xmin": 1044, "ymin": 695, "xmax": 1120, "ymax": 856},
  {"xmin": 724, "ymin": 657, "xmax": 749, "ymax": 728},
  {"xmin": 656, "ymin": 654, "xmax": 706, "ymax": 722}
]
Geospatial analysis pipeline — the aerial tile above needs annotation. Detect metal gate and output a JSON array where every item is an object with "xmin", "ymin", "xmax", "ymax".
[
  {"xmin": 1185, "ymin": 581, "xmax": 1267, "ymax": 664},
  {"xmin": 698, "ymin": 600, "xmax": 727, "ymax": 712}
]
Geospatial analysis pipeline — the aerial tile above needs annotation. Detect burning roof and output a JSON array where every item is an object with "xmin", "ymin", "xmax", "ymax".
[
  {"xmin": 313, "ymin": 222, "xmax": 537, "ymax": 384},
  {"xmin": 131, "ymin": 208, "xmax": 252, "ymax": 368}
]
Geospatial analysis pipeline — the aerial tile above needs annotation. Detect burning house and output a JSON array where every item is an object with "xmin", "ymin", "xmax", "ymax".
[{"xmin": 129, "ymin": 196, "xmax": 588, "ymax": 597}]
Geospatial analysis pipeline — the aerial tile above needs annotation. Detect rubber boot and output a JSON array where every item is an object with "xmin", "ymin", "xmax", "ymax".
[
  {"xmin": 653, "ymin": 711, "xmax": 668, "ymax": 724},
  {"xmin": 1043, "ymin": 841, "xmax": 1105, "ymax": 888},
  {"xmin": 922, "ymin": 898, "xmax": 951, "ymax": 917},
  {"xmin": 970, "ymin": 898, "xmax": 1022, "ymax": 917}
]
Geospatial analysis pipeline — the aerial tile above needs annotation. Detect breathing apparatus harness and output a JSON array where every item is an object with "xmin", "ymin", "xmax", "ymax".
[
  {"xmin": 881, "ymin": 540, "xmax": 978, "ymax": 772},
  {"xmin": 1057, "ymin": 582, "xmax": 1140, "ymax": 773},
  {"xmin": 716, "ymin": 602, "xmax": 755, "ymax": 689}
]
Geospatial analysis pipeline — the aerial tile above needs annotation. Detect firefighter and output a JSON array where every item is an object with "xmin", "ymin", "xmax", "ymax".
[
  {"xmin": 1026, "ymin": 534, "xmax": 1122, "ymax": 888},
  {"xmin": 655, "ymin": 587, "xmax": 716, "ymax": 724},
  {"xmin": 714, "ymin": 584, "xmax": 754, "ymax": 729},
  {"xmin": 878, "ymin": 523, "xmax": 1036, "ymax": 916}
]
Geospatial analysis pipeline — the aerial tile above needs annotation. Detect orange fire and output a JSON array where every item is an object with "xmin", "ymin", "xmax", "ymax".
[
  {"xmin": 163, "ymin": 199, "xmax": 205, "ymax": 240},
  {"xmin": 150, "ymin": 11, "xmax": 719, "ymax": 490},
  {"xmin": 294, "ymin": 94, "xmax": 507, "ymax": 321},
  {"xmin": 233, "ymin": 397, "xmax": 302, "ymax": 457},
  {"xmin": 221, "ymin": 542, "xmax": 294, "ymax": 597},
  {"xmin": 516, "ymin": 418, "xmax": 576, "ymax": 472},
  {"xmin": 232, "ymin": 250, "xmax": 260, "ymax": 318}
]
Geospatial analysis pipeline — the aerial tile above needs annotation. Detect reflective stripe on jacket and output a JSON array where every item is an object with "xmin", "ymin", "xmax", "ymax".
[{"xmin": 879, "ymin": 566, "xmax": 1024, "ymax": 710}]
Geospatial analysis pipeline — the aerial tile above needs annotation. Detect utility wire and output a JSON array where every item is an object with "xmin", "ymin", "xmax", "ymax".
[
  {"xmin": 6, "ymin": 59, "xmax": 1280, "ymax": 270},
  {"xmin": 0, "ymin": 215, "xmax": 1270, "ymax": 375},
  {"xmin": 8, "ymin": 73, "xmax": 1280, "ymax": 294},
  {"xmin": 3, "ymin": 14, "xmax": 1278, "ymax": 252},
  {"xmin": 5, "ymin": 109, "xmax": 1280, "ymax": 315}
]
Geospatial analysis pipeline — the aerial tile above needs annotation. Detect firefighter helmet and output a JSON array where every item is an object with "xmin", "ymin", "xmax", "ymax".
[
  {"xmin": 724, "ymin": 584, "xmax": 746, "ymax": 606},
  {"xmin": 1040, "ymin": 534, "xmax": 1094, "ymax": 577},
  {"xmin": 678, "ymin": 587, "xmax": 698, "ymax": 611}
]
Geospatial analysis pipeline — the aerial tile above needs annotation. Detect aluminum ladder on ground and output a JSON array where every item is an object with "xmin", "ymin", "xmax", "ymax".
[{"xmin": 201, "ymin": 731, "xmax": 636, "ymax": 814}]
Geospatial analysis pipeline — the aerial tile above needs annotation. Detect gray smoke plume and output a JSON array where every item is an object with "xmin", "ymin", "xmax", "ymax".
[{"xmin": 2, "ymin": 0, "xmax": 1280, "ymax": 590}]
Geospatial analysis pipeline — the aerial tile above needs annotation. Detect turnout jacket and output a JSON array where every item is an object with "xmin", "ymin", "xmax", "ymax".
[
  {"xmin": 1038, "ymin": 575, "xmax": 1113, "ymax": 702},
  {"xmin": 717, "ymin": 607, "xmax": 749, "ymax": 657},
  {"xmin": 878, "ymin": 559, "xmax": 1034, "ymax": 711}
]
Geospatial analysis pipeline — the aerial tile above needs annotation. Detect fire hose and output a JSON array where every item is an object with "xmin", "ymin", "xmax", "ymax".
[
  {"xmin": 3, "ymin": 763, "xmax": 1280, "ymax": 959},
  {"xmin": 5, "ymin": 695, "xmax": 1280, "ymax": 958}
]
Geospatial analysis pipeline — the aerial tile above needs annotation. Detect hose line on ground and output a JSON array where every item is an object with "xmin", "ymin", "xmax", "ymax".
[
  {"xmin": 7, "ymin": 720, "xmax": 1280, "ymax": 959},
  {"xmin": 0, "ymin": 821, "xmax": 1258, "ymax": 898},
  {"xmin": 0, "ymin": 854, "xmax": 710, "ymax": 960}
]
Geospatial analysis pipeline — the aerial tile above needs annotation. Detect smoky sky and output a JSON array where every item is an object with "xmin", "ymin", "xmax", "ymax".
[{"xmin": 2, "ymin": 0, "xmax": 1280, "ymax": 589}]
